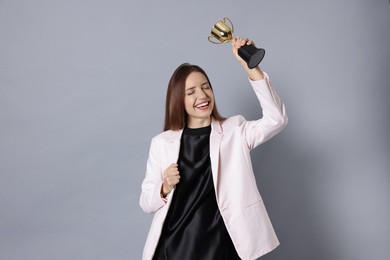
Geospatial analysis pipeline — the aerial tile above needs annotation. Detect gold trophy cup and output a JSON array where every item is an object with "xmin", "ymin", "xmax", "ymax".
[{"xmin": 208, "ymin": 17, "xmax": 265, "ymax": 69}]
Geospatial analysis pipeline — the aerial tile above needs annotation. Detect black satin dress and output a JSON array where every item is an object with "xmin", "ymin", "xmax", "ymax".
[{"xmin": 153, "ymin": 125, "xmax": 240, "ymax": 260}]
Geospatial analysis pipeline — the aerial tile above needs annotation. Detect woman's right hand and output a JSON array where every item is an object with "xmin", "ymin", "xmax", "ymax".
[{"xmin": 161, "ymin": 163, "xmax": 180, "ymax": 197}]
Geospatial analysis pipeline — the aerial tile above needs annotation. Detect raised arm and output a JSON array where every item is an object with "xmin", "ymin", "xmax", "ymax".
[{"xmin": 232, "ymin": 37, "xmax": 288, "ymax": 149}]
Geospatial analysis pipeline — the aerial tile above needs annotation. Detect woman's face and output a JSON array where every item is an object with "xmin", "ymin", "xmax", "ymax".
[{"xmin": 184, "ymin": 72, "xmax": 215, "ymax": 128}]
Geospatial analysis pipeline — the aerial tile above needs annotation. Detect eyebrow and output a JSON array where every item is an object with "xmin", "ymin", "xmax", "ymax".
[{"xmin": 185, "ymin": 82, "xmax": 209, "ymax": 91}]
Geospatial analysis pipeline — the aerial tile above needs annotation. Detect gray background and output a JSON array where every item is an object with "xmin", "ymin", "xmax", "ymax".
[{"xmin": 0, "ymin": 0, "xmax": 389, "ymax": 259}]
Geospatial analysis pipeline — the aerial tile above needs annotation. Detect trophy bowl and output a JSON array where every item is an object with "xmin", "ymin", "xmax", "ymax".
[{"xmin": 208, "ymin": 17, "xmax": 266, "ymax": 69}]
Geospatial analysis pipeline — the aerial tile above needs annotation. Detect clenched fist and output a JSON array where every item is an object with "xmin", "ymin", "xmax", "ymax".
[{"xmin": 161, "ymin": 163, "xmax": 180, "ymax": 197}]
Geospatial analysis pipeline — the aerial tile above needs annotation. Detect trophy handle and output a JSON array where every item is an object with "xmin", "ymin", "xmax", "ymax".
[
  {"xmin": 208, "ymin": 35, "xmax": 224, "ymax": 44},
  {"xmin": 223, "ymin": 17, "xmax": 234, "ymax": 35}
]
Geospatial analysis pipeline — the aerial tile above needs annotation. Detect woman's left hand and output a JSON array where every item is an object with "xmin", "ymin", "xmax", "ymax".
[
  {"xmin": 231, "ymin": 37, "xmax": 253, "ymax": 66},
  {"xmin": 231, "ymin": 37, "xmax": 264, "ymax": 80}
]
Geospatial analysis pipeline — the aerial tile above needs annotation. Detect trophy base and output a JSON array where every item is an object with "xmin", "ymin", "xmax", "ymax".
[{"xmin": 238, "ymin": 45, "xmax": 266, "ymax": 69}]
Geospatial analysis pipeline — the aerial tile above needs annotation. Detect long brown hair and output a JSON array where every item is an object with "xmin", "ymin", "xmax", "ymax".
[{"xmin": 164, "ymin": 63, "xmax": 225, "ymax": 131}]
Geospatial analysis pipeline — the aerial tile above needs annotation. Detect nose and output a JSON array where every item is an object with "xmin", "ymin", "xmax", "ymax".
[{"xmin": 198, "ymin": 88, "xmax": 207, "ymax": 99}]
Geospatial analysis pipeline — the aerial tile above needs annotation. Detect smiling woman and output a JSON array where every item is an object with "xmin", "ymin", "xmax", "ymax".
[
  {"xmin": 139, "ymin": 38, "xmax": 288, "ymax": 260},
  {"xmin": 163, "ymin": 64, "xmax": 224, "ymax": 131},
  {"xmin": 183, "ymin": 71, "xmax": 215, "ymax": 128}
]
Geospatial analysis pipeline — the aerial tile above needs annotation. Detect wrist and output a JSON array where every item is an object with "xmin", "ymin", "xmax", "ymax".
[
  {"xmin": 161, "ymin": 185, "xmax": 170, "ymax": 197},
  {"xmin": 246, "ymin": 66, "xmax": 264, "ymax": 81}
]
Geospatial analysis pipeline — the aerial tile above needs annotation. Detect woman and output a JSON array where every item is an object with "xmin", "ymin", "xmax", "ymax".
[{"xmin": 140, "ymin": 38, "xmax": 287, "ymax": 260}]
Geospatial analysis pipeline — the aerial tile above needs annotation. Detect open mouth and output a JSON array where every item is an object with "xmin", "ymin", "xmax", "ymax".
[{"xmin": 195, "ymin": 101, "xmax": 210, "ymax": 110}]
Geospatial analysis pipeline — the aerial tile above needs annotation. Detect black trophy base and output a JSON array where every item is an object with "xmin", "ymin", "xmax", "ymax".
[{"xmin": 238, "ymin": 45, "xmax": 266, "ymax": 69}]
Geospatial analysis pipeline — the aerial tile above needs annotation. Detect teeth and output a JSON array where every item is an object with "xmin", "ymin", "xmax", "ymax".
[{"xmin": 196, "ymin": 102, "xmax": 208, "ymax": 108}]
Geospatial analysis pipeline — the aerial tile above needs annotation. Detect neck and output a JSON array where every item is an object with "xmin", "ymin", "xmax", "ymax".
[{"xmin": 187, "ymin": 117, "xmax": 211, "ymax": 129}]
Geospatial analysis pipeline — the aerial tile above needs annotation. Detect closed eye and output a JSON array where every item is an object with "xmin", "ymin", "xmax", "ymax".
[{"xmin": 201, "ymin": 83, "xmax": 210, "ymax": 89}]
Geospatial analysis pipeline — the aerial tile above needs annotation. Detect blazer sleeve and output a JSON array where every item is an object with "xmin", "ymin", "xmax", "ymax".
[
  {"xmin": 242, "ymin": 72, "xmax": 288, "ymax": 150},
  {"xmin": 139, "ymin": 137, "xmax": 166, "ymax": 214}
]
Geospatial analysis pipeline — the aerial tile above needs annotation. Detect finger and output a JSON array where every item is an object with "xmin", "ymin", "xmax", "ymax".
[
  {"xmin": 236, "ymin": 38, "xmax": 250, "ymax": 49},
  {"xmin": 165, "ymin": 164, "xmax": 176, "ymax": 171},
  {"xmin": 241, "ymin": 38, "xmax": 250, "ymax": 45},
  {"xmin": 170, "ymin": 165, "xmax": 180, "ymax": 173},
  {"xmin": 165, "ymin": 173, "xmax": 180, "ymax": 182},
  {"xmin": 165, "ymin": 178, "xmax": 179, "ymax": 189},
  {"xmin": 168, "ymin": 174, "xmax": 180, "ymax": 183},
  {"xmin": 171, "ymin": 176, "xmax": 180, "ymax": 185},
  {"xmin": 169, "ymin": 164, "xmax": 179, "ymax": 171},
  {"xmin": 232, "ymin": 37, "xmax": 241, "ymax": 48},
  {"xmin": 165, "ymin": 165, "xmax": 178, "ymax": 173},
  {"xmin": 166, "ymin": 169, "xmax": 179, "ymax": 177}
]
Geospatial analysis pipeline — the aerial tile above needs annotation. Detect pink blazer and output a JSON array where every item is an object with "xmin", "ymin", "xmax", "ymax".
[{"xmin": 140, "ymin": 73, "xmax": 287, "ymax": 260}]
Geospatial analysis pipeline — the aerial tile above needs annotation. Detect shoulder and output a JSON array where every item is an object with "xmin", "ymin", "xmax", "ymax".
[
  {"xmin": 221, "ymin": 115, "xmax": 247, "ymax": 127},
  {"xmin": 219, "ymin": 115, "xmax": 247, "ymax": 134},
  {"xmin": 151, "ymin": 129, "xmax": 182, "ymax": 143}
]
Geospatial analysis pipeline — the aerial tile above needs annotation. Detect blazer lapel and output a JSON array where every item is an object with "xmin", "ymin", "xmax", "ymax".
[
  {"xmin": 163, "ymin": 130, "xmax": 182, "ymax": 201},
  {"xmin": 210, "ymin": 119, "xmax": 223, "ymax": 193},
  {"xmin": 166, "ymin": 129, "xmax": 183, "ymax": 164}
]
